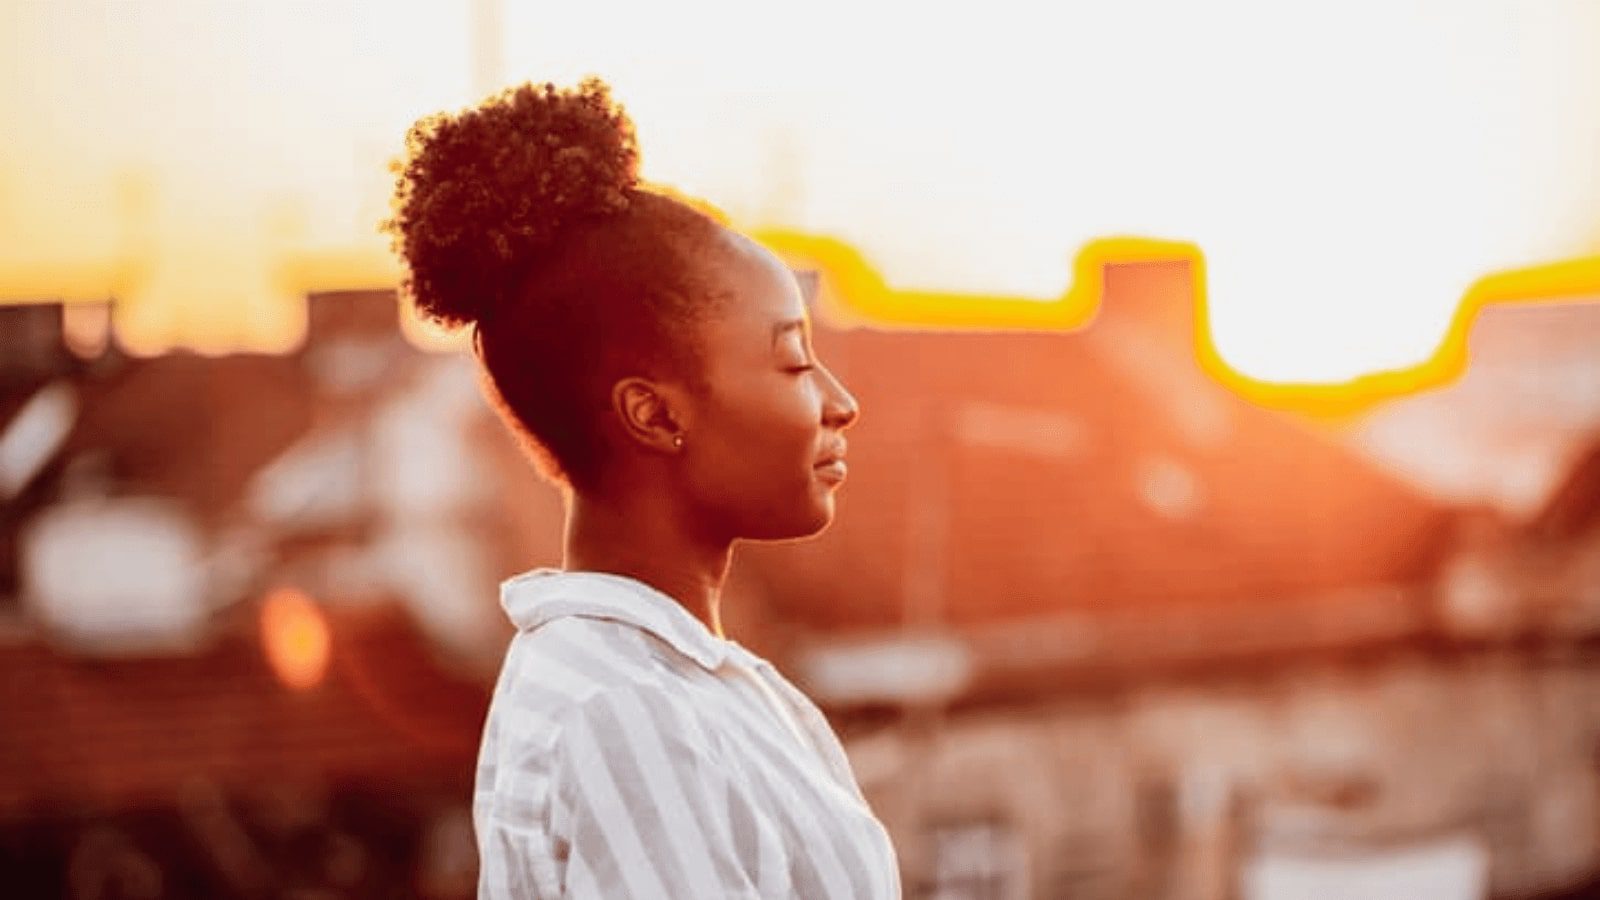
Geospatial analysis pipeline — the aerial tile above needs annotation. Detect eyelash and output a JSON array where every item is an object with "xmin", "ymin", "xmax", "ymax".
[{"xmin": 787, "ymin": 364, "xmax": 815, "ymax": 374}]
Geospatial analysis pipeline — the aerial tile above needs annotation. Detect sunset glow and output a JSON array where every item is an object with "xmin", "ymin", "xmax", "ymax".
[{"xmin": 3, "ymin": 1, "xmax": 1597, "ymax": 387}]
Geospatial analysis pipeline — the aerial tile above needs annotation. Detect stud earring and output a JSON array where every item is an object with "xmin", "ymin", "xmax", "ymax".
[{"xmin": 672, "ymin": 434, "xmax": 684, "ymax": 449}]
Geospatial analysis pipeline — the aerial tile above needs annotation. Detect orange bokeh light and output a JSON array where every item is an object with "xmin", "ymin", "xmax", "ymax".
[{"xmin": 260, "ymin": 586, "xmax": 332, "ymax": 691}]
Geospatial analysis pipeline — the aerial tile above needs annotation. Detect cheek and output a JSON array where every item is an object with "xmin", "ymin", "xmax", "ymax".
[
  {"xmin": 684, "ymin": 380, "xmax": 833, "ymax": 539},
  {"xmin": 697, "ymin": 381, "xmax": 817, "ymax": 483},
  {"xmin": 731, "ymin": 397, "xmax": 814, "ymax": 472}
]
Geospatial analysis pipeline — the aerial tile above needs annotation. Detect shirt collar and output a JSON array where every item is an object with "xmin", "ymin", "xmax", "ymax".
[{"xmin": 499, "ymin": 567, "xmax": 766, "ymax": 673}]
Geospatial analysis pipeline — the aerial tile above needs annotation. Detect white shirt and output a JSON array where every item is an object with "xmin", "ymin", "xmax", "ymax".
[{"xmin": 473, "ymin": 567, "xmax": 902, "ymax": 899}]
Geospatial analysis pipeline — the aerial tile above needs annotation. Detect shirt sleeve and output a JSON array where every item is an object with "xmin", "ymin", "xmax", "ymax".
[{"xmin": 547, "ymin": 683, "xmax": 774, "ymax": 899}]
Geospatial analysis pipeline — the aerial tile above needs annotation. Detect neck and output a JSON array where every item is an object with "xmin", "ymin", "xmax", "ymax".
[{"xmin": 561, "ymin": 487, "xmax": 734, "ymax": 639}]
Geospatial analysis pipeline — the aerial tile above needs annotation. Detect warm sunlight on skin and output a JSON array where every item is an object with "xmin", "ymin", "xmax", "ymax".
[
  {"xmin": 2, "ymin": 1, "xmax": 1598, "ymax": 387},
  {"xmin": 260, "ymin": 586, "xmax": 333, "ymax": 691}
]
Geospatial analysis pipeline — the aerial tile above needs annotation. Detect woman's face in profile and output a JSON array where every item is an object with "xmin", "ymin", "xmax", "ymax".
[{"xmin": 678, "ymin": 232, "xmax": 859, "ymax": 542}]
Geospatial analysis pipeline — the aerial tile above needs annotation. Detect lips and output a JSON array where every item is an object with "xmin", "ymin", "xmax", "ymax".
[
  {"xmin": 814, "ymin": 459, "xmax": 848, "ymax": 483},
  {"xmin": 814, "ymin": 440, "xmax": 847, "ymax": 470},
  {"xmin": 814, "ymin": 440, "xmax": 848, "ymax": 484}
]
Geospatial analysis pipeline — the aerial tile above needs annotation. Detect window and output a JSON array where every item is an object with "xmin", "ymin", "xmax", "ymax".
[{"xmin": 919, "ymin": 818, "xmax": 1027, "ymax": 900}]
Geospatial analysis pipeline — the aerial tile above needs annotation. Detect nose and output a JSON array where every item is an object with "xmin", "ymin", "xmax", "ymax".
[{"xmin": 819, "ymin": 364, "xmax": 860, "ymax": 430}]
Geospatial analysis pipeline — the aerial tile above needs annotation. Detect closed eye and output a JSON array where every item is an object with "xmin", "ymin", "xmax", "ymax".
[{"xmin": 787, "ymin": 364, "xmax": 815, "ymax": 374}]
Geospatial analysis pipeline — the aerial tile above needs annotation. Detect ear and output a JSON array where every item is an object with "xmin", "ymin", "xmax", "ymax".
[{"xmin": 611, "ymin": 376, "xmax": 688, "ymax": 453}]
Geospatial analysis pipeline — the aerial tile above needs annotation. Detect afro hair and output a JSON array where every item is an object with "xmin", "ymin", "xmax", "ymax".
[{"xmin": 381, "ymin": 76, "xmax": 641, "ymax": 330}]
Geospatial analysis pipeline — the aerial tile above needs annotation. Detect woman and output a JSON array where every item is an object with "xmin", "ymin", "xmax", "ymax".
[{"xmin": 384, "ymin": 78, "xmax": 900, "ymax": 899}]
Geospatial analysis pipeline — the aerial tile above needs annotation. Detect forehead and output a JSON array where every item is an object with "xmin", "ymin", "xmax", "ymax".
[{"xmin": 705, "ymin": 233, "xmax": 809, "ymax": 348}]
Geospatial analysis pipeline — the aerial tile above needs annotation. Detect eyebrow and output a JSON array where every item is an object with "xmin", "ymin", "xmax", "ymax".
[
  {"xmin": 771, "ymin": 318, "xmax": 807, "ymax": 351},
  {"xmin": 791, "ymin": 268, "xmax": 820, "ymax": 305}
]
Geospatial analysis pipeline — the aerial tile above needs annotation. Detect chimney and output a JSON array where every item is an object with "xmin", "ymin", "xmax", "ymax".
[
  {"xmin": 300, "ymin": 290, "xmax": 409, "ymax": 399},
  {"xmin": 304, "ymin": 289, "xmax": 404, "ymax": 346},
  {"xmin": 1094, "ymin": 260, "xmax": 1200, "ymax": 362},
  {"xmin": 0, "ymin": 302, "xmax": 72, "ymax": 380}
]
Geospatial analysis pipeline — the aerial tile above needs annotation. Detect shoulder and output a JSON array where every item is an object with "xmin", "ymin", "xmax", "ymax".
[
  {"xmin": 502, "ymin": 614, "xmax": 687, "ymax": 707},
  {"xmin": 487, "ymin": 615, "xmax": 719, "ymax": 758}
]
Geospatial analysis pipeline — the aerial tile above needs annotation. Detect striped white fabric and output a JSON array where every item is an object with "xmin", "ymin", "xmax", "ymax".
[{"xmin": 474, "ymin": 567, "xmax": 902, "ymax": 899}]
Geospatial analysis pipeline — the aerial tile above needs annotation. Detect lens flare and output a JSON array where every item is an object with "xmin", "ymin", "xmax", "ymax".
[{"xmin": 260, "ymin": 586, "xmax": 332, "ymax": 691}]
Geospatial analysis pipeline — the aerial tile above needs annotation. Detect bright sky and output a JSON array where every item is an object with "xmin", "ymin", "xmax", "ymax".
[{"xmin": 2, "ymin": 0, "xmax": 1598, "ymax": 382}]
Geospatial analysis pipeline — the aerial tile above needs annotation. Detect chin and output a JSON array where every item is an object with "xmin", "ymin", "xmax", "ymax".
[
  {"xmin": 744, "ymin": 496, "xmax": 835, "ymax": 543},
  {"xmin": 794, "ymin": 503, "xmax": 835, "ymax": 538}
]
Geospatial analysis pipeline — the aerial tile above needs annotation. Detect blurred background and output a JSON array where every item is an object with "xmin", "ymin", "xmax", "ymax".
[{"xmin": 3, "ymin": 1, "xmax": 1600, "ymax": 898}]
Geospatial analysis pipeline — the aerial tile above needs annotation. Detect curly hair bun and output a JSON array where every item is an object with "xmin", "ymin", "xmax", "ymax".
[{"xmin": 382, "ymin": 76, "xmax": 641, "ymax": 329}]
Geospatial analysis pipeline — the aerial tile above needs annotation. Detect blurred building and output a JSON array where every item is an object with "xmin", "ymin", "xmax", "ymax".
[
  {"xmin": 1, "ymin": 301, "xmax": 122, "ymax": 609},
  {"xmin": 734, "ymin": 261, "xmax": 1454, "ymax": 635},
  {"xmin": 0, "ymin": 600, "xmax": 485, "ymax": 898},
  {"xmin": 0, "ymin": 294, "xmax": 521, "ymax": 898},
  {"xmin": 722, "ymin": 264, "xmax": 1600, "ymax": 900},
  {"xmin": 1, "ymin": 291, "xmax": 535, "ymax": 662},
  {"xmin": 4, "ymin": 270, "xmax": 1599, "ymax": 898},
  {"xmin": 1352, "ymin": 297, "xmax": 1600, "ymax": 521}
]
